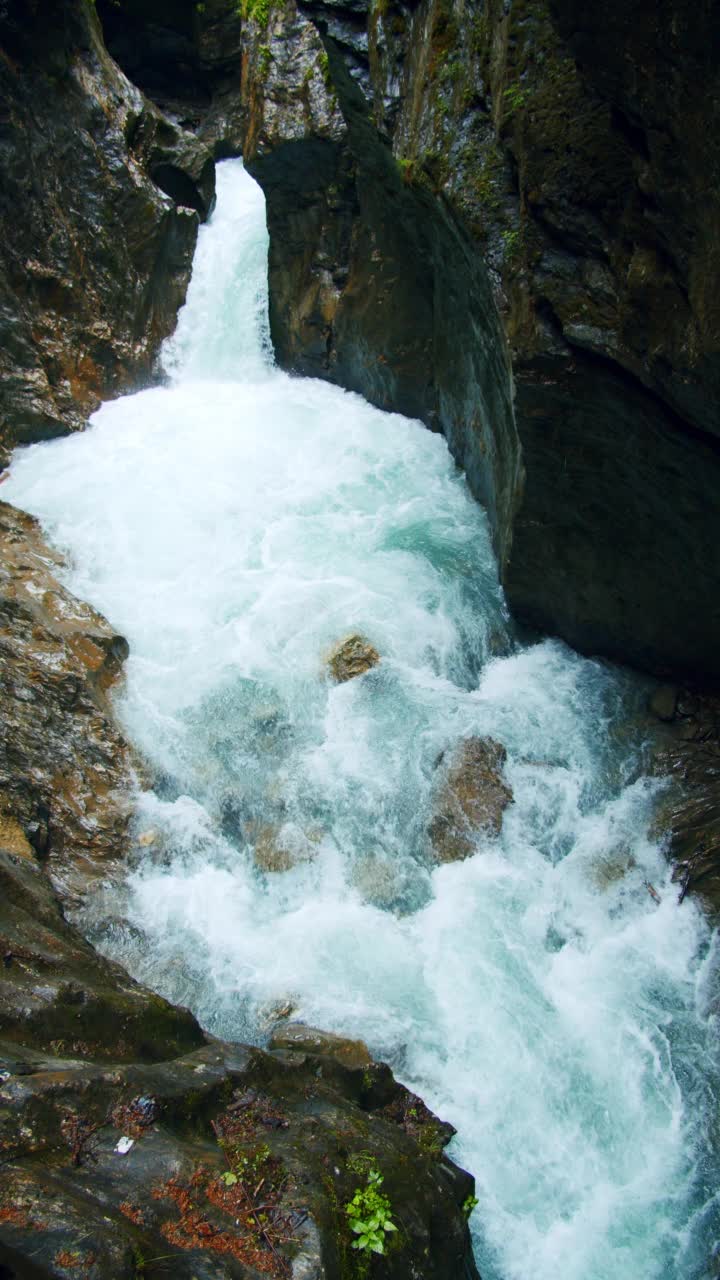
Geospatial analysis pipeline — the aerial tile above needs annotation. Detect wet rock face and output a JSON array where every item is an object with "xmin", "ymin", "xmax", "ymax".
[
  {"xmin": 477, "ymin": 0, "xmax": 720, "ymax": 680},
  {"xmin": 0, "ymin": 498, "xmax": 205, "ymax": 1062},
  {"xmin": 0, "ymin": 0, "xmax": 215, "ymax": 466},
  {"xmin": 0, "ymin": 1029, "xmax": 479, "ymax": 1279},
  {"xmin": 0, "ymin": 844, "xmax": 204, "ymax": 1063},
  {"xmin": 0, "ymin": 501, "xmax": 133, "ymax": 901},
  {"xmin": 652, "ymin": 691, "xmax": 720, "ymax": 911}
]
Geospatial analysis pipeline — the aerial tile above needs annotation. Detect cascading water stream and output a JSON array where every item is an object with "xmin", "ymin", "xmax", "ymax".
[{"xmin": 5, "ymin": 161, "xmax": 719, "ymax": 1280}]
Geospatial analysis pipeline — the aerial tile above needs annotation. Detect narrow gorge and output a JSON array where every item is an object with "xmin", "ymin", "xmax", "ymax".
[{"xmin": 0, "ymin": 2, "xmax": 719, "ymax": 1279}]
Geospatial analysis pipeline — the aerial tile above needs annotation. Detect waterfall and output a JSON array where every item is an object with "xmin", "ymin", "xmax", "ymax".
[{"xmin": 5, "ymin": 160, "xmax": 718, "ymax": 1280}]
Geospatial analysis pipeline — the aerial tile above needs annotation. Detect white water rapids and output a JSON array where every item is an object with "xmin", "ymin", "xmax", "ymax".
[{"xmin": 5, "ymin": 161, "xmax": 719, "ymax": 1279}]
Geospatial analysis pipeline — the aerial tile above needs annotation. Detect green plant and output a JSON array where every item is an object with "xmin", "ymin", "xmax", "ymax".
[
  {"xmin": 241, "ymin": 0, "xmax": 272, "ymax": 28},
  {"xmin": 462, "ymin": 1193, "xmax": 479, "ymax": 1218},
  {"xmin": 501, "ymin": 227, "xmax": 522, "ymax": 260},
  {"xmin": 503, "ymin": 81, "xmax": 527, "ymax": 116},
  {"xmin": 318, "ymin": 49, "xmax": 332, "ymax": 92},
  {"xmin": 345, "ymin": 1168, "xmax": 397, "ymax": 1255},
  {"xmin": 259, "ymin": 44, "xmax": 272, "ymax": 75}
]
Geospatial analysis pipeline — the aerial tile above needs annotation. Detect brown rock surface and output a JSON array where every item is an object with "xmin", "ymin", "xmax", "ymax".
[
  {"xmin": 0, "ymin": 501, "xmax": 133, "ymax": 902},
  {"xmin": 429, "ymin": 736, "xmax": 513, "ymax": 863},
  {"xmin": 326, "ymin": 633, "xmax": 380, "ymax": 683},
  {"xmin": 0, "ymin": 0, "xmax": 215, "ymax": 465}
]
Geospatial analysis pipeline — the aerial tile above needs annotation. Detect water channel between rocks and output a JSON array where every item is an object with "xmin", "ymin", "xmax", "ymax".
[{"xmin": 5, "ymin": 161, "xmax": 719, "ymax": 1280}]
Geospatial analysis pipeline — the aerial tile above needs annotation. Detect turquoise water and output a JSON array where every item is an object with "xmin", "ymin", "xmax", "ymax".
[{"xmin": 6, "ymin": 161, "xmax": 718, "ymax": 1280}]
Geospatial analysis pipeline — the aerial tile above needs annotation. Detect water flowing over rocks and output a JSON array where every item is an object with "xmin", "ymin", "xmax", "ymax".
[
  {"xmin": 2, "ymin": 5, "xmax": 720, "ymax": 1277},
  {"xmin": 103, "ymin": 0, "xmax": 720, "ymax": 680},
  {"xmin": 0, "ymin": 500, "xmax": 480, "ymax": 1278},
  {"xmin": 5, "ymin": 0, "xmax": 720, "ymax": 675}
]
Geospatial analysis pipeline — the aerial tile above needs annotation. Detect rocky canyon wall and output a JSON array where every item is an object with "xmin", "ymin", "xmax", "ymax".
[
  {"xmin": 104, "ymin": 0, "xmax": 720, "ymax": 681},
  {"xmin": 0, "ymin": 0, "xmax": 215, "ymax": 466}
]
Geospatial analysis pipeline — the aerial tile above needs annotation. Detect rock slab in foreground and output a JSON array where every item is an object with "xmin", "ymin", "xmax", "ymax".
[{"xmin": 0, "ymin": 1029, "xmax": 479, "ymax": 1279}]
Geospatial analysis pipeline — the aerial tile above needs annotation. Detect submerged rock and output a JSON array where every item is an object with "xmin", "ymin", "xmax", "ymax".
[
  {"xmin": 326, "ymin": 633, "xmax": 380, "ymax": 683},
  {"xmin": 428, "ymin": 737, "xmax": 513, "ymax": 864},
  {"xmin": 252, "ymin": 821, "xmax": 321, "ymax": 873}
]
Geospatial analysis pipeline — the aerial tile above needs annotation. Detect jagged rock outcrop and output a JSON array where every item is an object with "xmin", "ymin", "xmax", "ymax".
[
  {"xmin": 108, "ymin": 0, "xmax": 720, "ymax": 680},
  {"xmin": 0, "ymin": 0, "xmax": 215, "ymax": 466},
  {"xmin": 0, "ymin": 1029, "xmax": 478, "ymax": 1280},
  {"xmin": 0, "ymin": 500, "xmax": 134, "ymax": 902}
]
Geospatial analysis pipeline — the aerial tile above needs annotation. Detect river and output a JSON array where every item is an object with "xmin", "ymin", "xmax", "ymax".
[{"xmin": 5, "ymin": 159, "xmax": 718, "ymax": 1280}]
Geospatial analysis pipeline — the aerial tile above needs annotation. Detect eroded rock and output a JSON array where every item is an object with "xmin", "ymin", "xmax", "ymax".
[
  {"xmin": 428, "ymin": 736, "xmax": 513, "ymax": 864},
  {"xmin": 0, "ymin": 0, "xmax": 215, "ymax": 464},
  {"xmin": 0, "ymin": 501, "xmax": 134, "ymax": 902},
  {"xmin": 270, "ymin": 1021, "xmax": 373, "ymax": 1070},
  {"xmin": 0, "ymin": 1034, "xmax": 479, "ymax": 1279},
  {"xmin": 326, "ymin": 633, "xmax": 380, "ymax": 683}
]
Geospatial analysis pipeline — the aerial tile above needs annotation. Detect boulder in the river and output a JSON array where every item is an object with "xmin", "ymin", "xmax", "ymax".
[
  {"xmin": 326, "ymin": 633, "xmax": 381, "ymax": 683},
  {"xmin": 352, "ymin": 853, "xmax": 402, "ymax": 909},
  {"xmin": 429, "ymin": 737, "xmax": 513, "ymax": 863}
]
